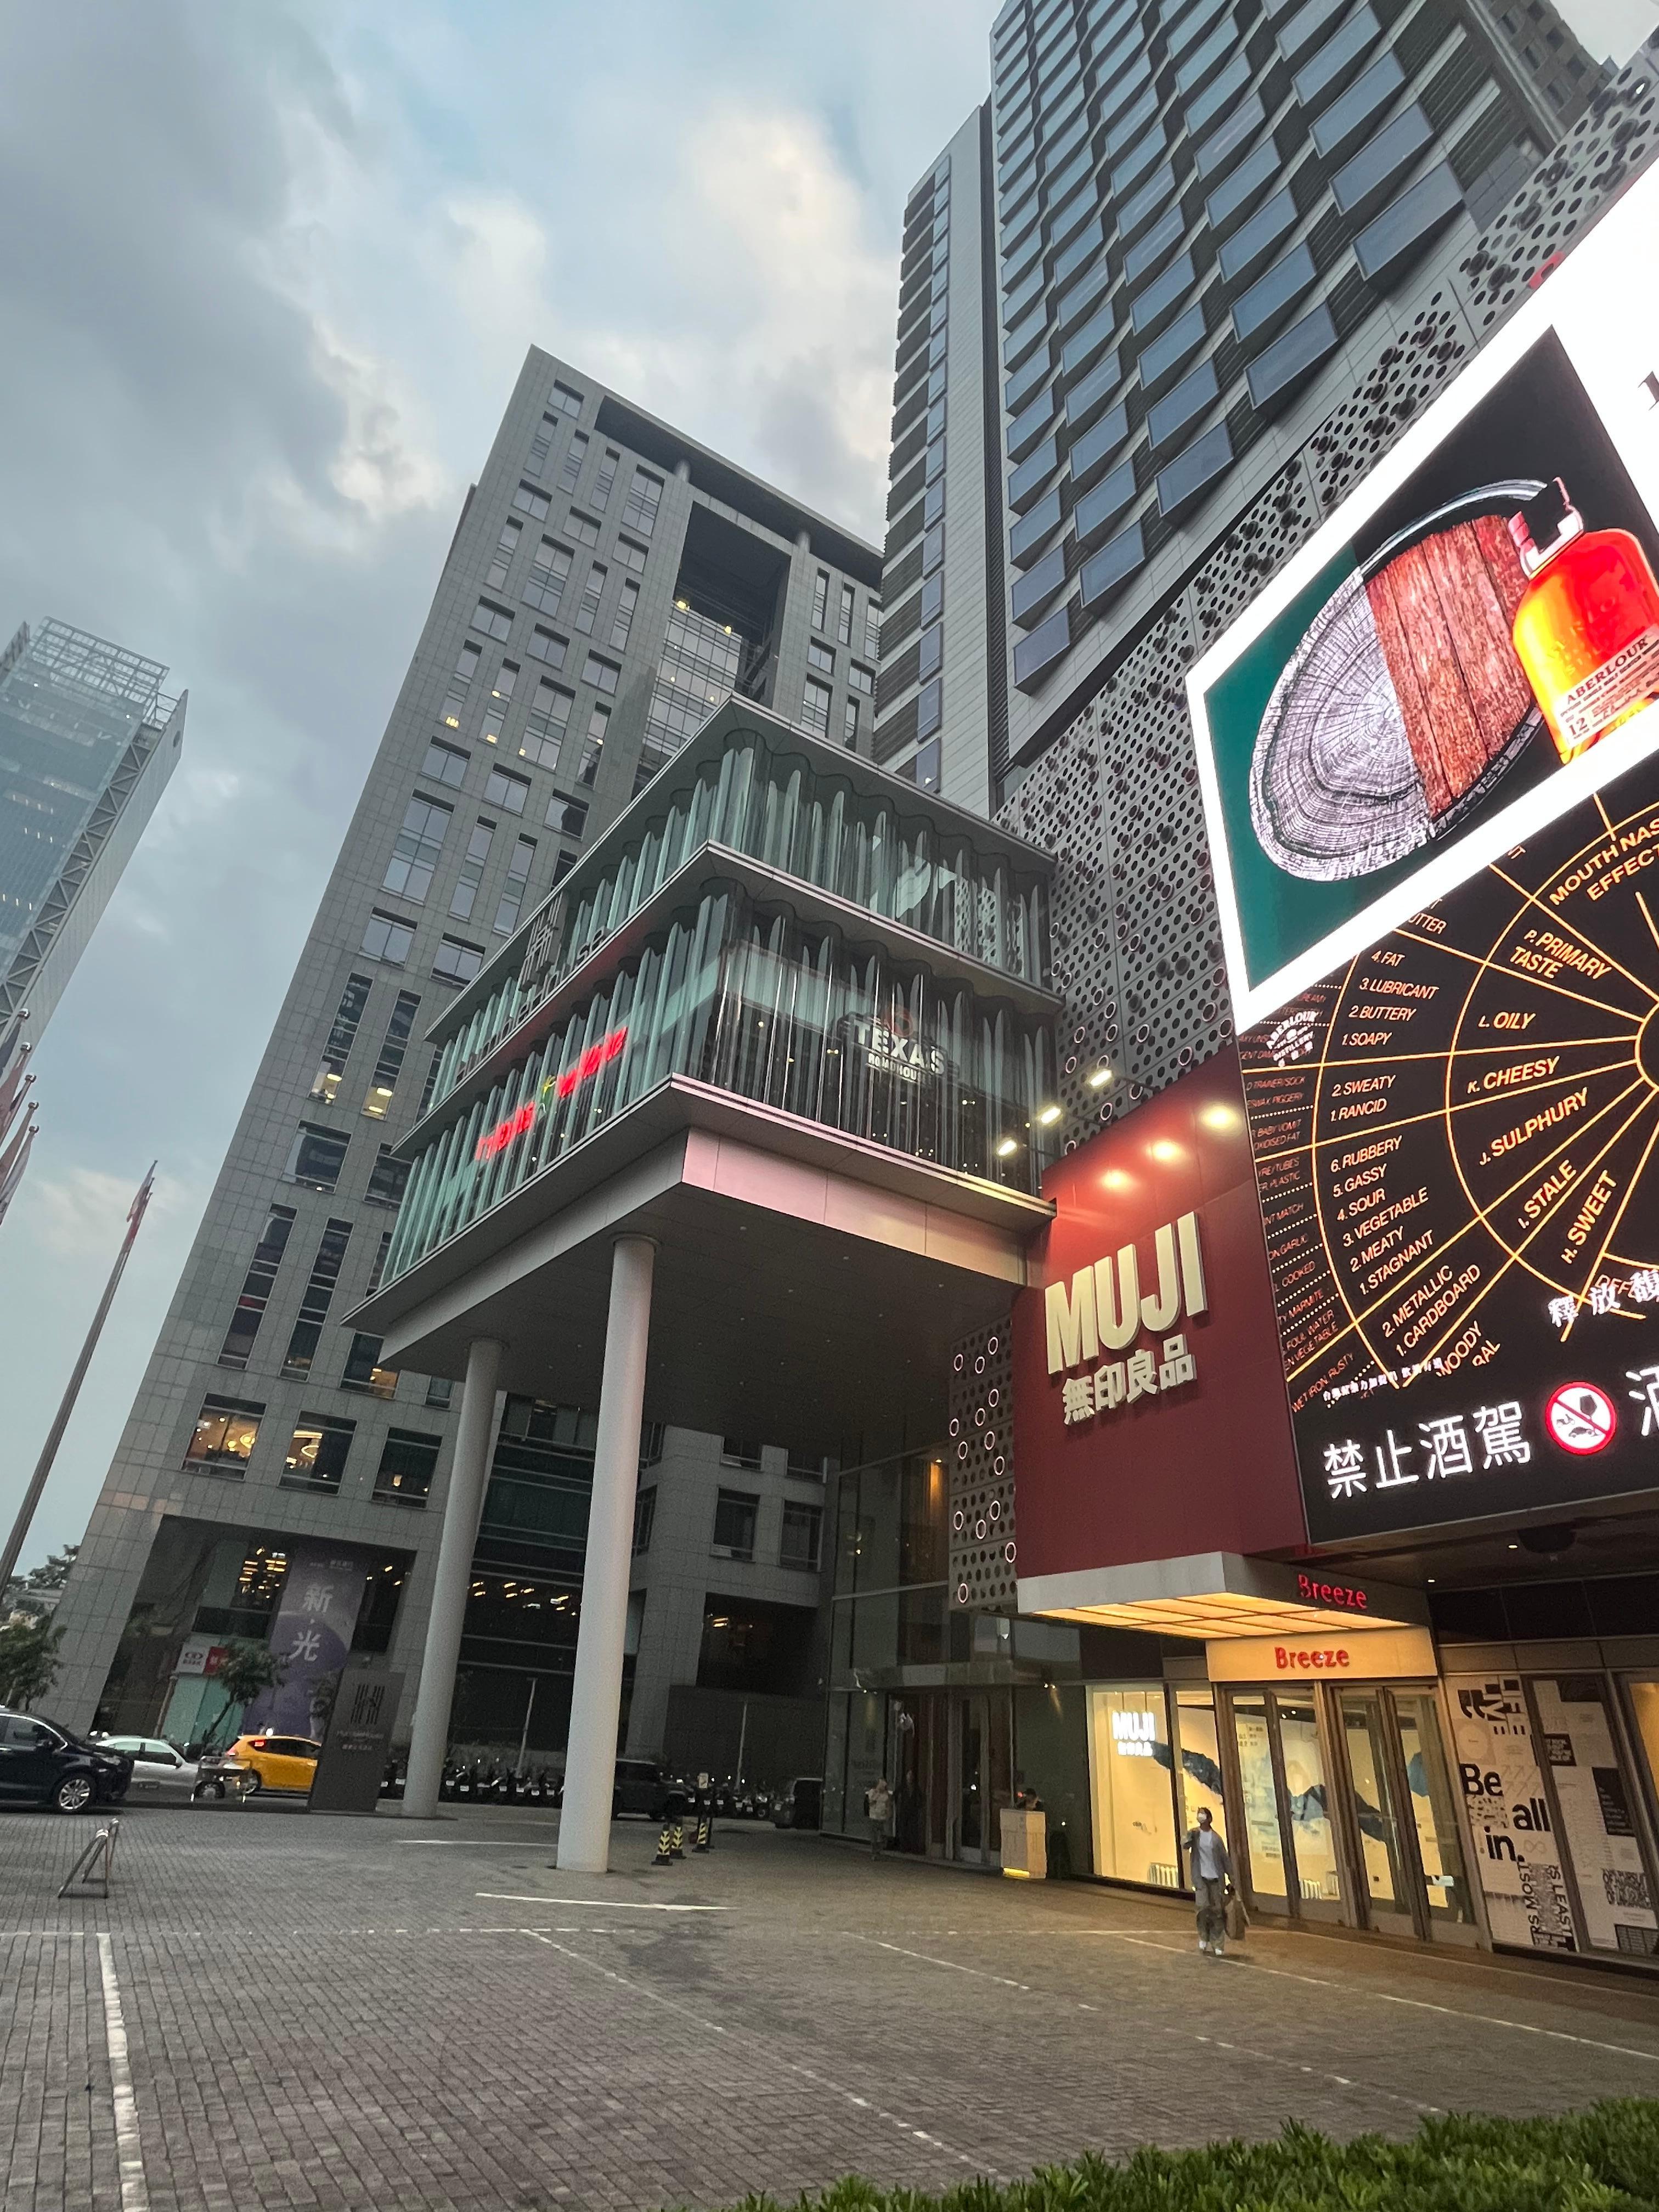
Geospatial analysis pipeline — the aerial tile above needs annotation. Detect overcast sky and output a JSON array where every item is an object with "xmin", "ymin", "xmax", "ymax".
[{"xmin": 0, "ymin": 2, "xmax": 989, "ymax": 1571}]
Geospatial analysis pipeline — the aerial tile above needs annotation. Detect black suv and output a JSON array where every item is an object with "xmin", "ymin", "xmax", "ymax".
[{"xmin": 0, "ymin": 1709, "xmax": 132, "ymax": 1813}]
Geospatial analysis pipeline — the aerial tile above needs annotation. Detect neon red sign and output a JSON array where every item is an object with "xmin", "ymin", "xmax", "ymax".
[
  {"xmin": 476, "ymin": 1102, "xmax": 535, "ymax": 1162},
  {"xmin": 473, "ymin": 1026, "xmax": 628, "ymax": 1163},
  {"xmin": 554, "ymin": 1024, "xmax": 628, "ymax": 1098}
]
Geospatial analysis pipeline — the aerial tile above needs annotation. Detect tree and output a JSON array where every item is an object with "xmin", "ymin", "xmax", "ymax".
[
  {"xmin": 200, "ymin": 1640, "xmax": 286, "ymax": 1749},
  {"xmin": 0, "ymin": 1615, "xmax": 64, "ymax": 1709},
  {"xmin": 27, "ymin": 1545, "xmax": 78, "ymax": 1591}
]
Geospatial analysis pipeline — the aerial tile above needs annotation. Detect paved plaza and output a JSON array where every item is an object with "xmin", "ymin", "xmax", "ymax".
[{"xmin": 7, "ymin": 1804, "xmax": 1659, "ymax": 2212}]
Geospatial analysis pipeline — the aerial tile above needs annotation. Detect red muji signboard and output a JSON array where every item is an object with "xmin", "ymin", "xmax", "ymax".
[{"xmin": 1011, "ymin": 1048, "xmax": 1307, "ymax": 1581}]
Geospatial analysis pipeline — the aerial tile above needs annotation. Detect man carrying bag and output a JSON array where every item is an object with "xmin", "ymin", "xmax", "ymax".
[{"xmin": 1183, "ymin": 1805, "xmax": 1240, "ymax": 1954}]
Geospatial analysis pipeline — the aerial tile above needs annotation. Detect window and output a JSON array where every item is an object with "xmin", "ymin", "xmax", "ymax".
[
  {"xmin": 558, "ymin": 431, "xmax": 589, "ymax": 493},
  {"xmin": 342, "ymin": 1333, "xmax": 398, "ymax": 1397},
  {"xmin": 365, "ymin": 1228, "xmax": 393, "ymax": 1294},
  {"xmin": 916, "ymin": 678, "xmax": 942, "ymax": 739},
  {"xmin": 918, "ymin": 624, "xmax": 943, "ymax": 680},
  {"xmin": 512, "ymin": 481, "xmax": 550, "ymax": 520},
  {"xmin": 449, "ymin": 819, "xmax": 494, "ymax": 920},
  {"xmin": 622, "ymin": 469, "xmax": 663, "ymax": 534},
  {"xmin": 574, "ymin": 561, "xmax": 606, "ymax": 635},
  {"xmin": 528, "ymin": 415, "xmax": 559, "ymax": 477},
  {"xmin": 281, "ymin": 1218, "xmax": 353, "ymax": 1375},
  {"xmin": 522, "ymin": 682, "xmax": 572, "ymax": 771},
  {"xmin": 417, "ymin": 1047, "xmax": 443, "ymax": 1116},
  {"xmin": 494, "ymin": 837, "xmax": 535, "ymax": 934},
  {"xmin": 383, "ymin": 795, "xmax": 452, "ymax": 903},
  {"xmin": 425, "ymin": 1375, "xmax": 454, "ymax": 1408},
  {"xmin": 549, "ymin": 380, "xmax": 583, "ymax": 420},
  {"xmin": 527, "ymin": 626, "xmax": 566, "ymax": 669},
  {"xmin": 283, "ymin": 1414, "xmax": 355, "ymax": 1492},
  {"xmin": 837, "ymin": 580, "xmax": 855, "ymax": 646},
  {"xmin": 484, "ymin": 766, "xmax": 529, "ymax": 814},
  {"xmin": 582, "ymin": 653, "xmax": 619, "ymax": 695},
  {"xmin": 284, "ymin": 1123, "xmax": 348, "ymax": 1193},
  {"xmin": 611, "ymin": 578, "xmax": 640, "ymax": 651},
  {"xmin": 808, "ymin": 640, "xmax": 835, "ymax": 674},
  {"xmin": 479, "ymin": 661, "xmax": 518, "ymax": 747},
  {"xmin": 311, "ymin": 972, "xmax": 371, "ymax": 1103},
  {"xmin": 633, "ymin": 1487, "xmax": 657, "ymax": 1555},
  {"xmin": 849, "ymin": 662, "xmax": 874, "ymax": 695},
  {"xmin": 433, "ymin": 935, "xmax": 484, "ymax": 984},
  {"xmin": 471, "ymin": 598, "xmax": 512, "ymax": 643},
  {"xmin": 523, "ymin": 538, "xmax": 572, "ymax": 616},
  {"xmin": 916, "ymin": 737, "xmax": 941, "ymax": 792},
  {"xmin": 366, "ymin": 1144, "xmax": 410, "ymax": 1208},
  {"xmin": 551, "ymin": 851, "xmax": 576, "ymax": 886},
  {"xmin": 721, "ymin": 1438, "xmax": 763, "ymax": 1469},
  {"xmin": 568, "ymin": 511, "xmax": 600, "ymax": 548},
  {"xmin": 616, "ymin": 535, "xmax": 648, "ymax": 574},
  {"xmin": 843, "ymin": 697, "xmax": 859, "ymax": 749},
  {"xmin": 811, "ymin": 570, "xmax": 829, "ymax": 630},
  {"xmin": 362, "ymin": 910, "xmax": 414, "ymax": 966},
  {"xmin": 546, "ymin": 794, "xmax": 588, "ymax": 838},
  {"xmin": 218, "ymin": 1204, "xmax": 296, "ymax": 1368},
  {"xmin": 577, "ymin": 704, "xmax": 608, "ymax": 786},
  {"xmin": 421, "ymin": 739, "xmax": 469, "ymax": 788},
  {"xmin": 864, "ymin": 600, "xmax": 881, "ymax": 659},
  {"xmin": 185, "ymin": 1395, "xmax": 263, "ymax": 1472},
  {"xmin": 363, "ymin": 990, "xmax": 420, "ymax": 1118},
  {"xmin": 486, "ymin": 518, "xmax": 521, "ymax": 589},
  {"xmin": 592, "ymin": 447, "xmax": 620, "ymax": 511},
  {"xmin": 800, "ymin": 678, "xmax": 832, "ymax": 738},
  {"xmin": 441, "ymin": 641, "xmax": 481, "ymax": 729},
  {"xmin": 374, "ymin": 1427, "xmax": 442, "ymax": 1504},
  {"xmin": 712, "ymin": 1488, "xmax": 759, "ymax": 1561},
  {"xmin": 780, "ymin": 1501, "xmax": 822, "ymax": 1570}
]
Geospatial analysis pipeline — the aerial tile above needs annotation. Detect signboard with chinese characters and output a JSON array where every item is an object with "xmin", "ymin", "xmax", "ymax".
[
  {"xmin": 1187, "ymin": 163, "xmax": 1659, "ymax": 1545},
  {"xmin": 1447, "ymin": 1672, "xmax": 1577, "ymax": 1951},
  {"xmin": 241, "ymin": 1547, "xmax": 369, "ymax": 1741},
  {"xmin": 1011, "ymin": 1052, "xmax": 1307, "ymax": 1582},
  {"xmin": 308, "ymin": 1667, "xmax": 404, "ymax": 1816}
]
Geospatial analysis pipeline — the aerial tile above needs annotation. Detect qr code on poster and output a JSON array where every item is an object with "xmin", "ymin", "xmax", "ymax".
[{"xmin": 1602, "ymin": 1867, "xmax": 1652, "ymax": 1910}]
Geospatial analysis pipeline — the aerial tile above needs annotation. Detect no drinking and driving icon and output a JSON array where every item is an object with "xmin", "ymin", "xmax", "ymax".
[{"xmin": 1545, "ymin": 1381, "xmax": 1617, "ymax": 1455}]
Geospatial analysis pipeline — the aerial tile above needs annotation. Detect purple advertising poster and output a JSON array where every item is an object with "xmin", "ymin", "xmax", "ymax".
[{"xmin": 242, "ymin": 1547, "xmax": 367, "ymax": 1740}]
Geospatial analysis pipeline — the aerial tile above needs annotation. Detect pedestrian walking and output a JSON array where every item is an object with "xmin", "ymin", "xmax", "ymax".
[
  {"xmin": 865, "ymin": 1774, "xmax": 892, "ymax": 1859},
  {"xmin": 1184, "ymin": 1805, "xmax": 1233, "ymax": 1954}
]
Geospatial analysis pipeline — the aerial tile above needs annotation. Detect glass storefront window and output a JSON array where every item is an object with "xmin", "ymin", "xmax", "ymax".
[
  {"xmin": 1175, "ymin": 1687, "xmax": 1226, "ymax": 1839},
  {"xmin": 1392, "ymin": 1690, "xmax": 1475, "ymax": 1925},
  {"xmin": 1087, "ymin": 1685, "xmax": 1179, "ymax": 1887},
  {"xmin": 1340, "ymin": 1690, "xmax": 1409, "ymax": 1918},
  {"xmin": 1279, "ymin": 1693, "xmax": 1340, "ymax": 1906},
  {"xmin": 1232, "ymin": 1694, "xmax": 1287, "ymax": 1902}
]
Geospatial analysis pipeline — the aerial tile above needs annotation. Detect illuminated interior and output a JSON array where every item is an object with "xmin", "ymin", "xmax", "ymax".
[{"xmin": 1032, "ymin": 1589, "xmax": 1421, "ymax": 1639}]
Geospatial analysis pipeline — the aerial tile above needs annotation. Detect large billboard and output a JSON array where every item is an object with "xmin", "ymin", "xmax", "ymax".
[{"xmin": 1189, "ymin": 165, "xmax": 1659, "ymax": 1545}]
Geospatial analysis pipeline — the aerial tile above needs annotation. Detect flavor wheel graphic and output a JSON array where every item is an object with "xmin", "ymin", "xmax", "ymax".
[{"xmin": 1244, "ymin": 780, "xmax": 1659, "ymax": 1404}]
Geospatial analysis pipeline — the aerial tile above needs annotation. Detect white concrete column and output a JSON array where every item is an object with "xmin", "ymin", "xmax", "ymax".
[
  {"xmin": 402, "ymin": 1336, "xmax": 504, "ymax": 1819},
  {"xmin": 558, "ymin": 1235, "xmax": 656, "ymax": 1872}
]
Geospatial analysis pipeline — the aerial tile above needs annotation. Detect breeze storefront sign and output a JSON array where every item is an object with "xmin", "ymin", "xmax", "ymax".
[{"xmin": 1205, "ymin": 1627, "xmax": 1436, "ymax": 1682}]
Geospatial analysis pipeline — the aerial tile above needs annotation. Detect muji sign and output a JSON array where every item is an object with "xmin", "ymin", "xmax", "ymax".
[{"xmin": 1046, "ymin": 1211, "xmax": 1208, "ymax": 1425}]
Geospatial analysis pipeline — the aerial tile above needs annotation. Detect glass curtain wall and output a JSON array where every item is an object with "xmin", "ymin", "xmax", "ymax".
[
  {"xmin": 429, "ymin": 729, "xmax": 1051, "ymax": 1108},
  {"xmin": 388, "ymin": 883, "xmax": 1057, "ymax": 1281}
]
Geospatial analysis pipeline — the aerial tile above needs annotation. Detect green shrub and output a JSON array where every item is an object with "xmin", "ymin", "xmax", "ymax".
[{"xmin": 706, "ymin": 2102, "xmax": 1659, "ymax": 2212}]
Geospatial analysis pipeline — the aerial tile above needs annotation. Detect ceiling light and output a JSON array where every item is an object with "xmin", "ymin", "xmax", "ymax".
[
  {"xmin": 996, "ymin": 1136, "xmax": 1019, "ymax": 1157},
  {"xmin": 1037, "ymin": 1104, "xmax": 1062, "ymax": 1126},
  {"xmin": 1087, "ymin": 1066, "xmax": 1113, "ymax": 1088},
  {"xmin": 1150, "ymin": 1140, "xmax": 1180, "ymax": 1161}
]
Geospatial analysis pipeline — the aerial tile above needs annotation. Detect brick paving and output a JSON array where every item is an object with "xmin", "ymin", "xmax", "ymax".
[{"xmin": 6, "ymin": 1803, "xmax": 1659, "ymax": 2211}]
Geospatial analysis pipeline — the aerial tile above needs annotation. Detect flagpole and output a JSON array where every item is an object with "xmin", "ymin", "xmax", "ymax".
[{"xmin": 0, "ymin": 1164, "xmax": 156, "ymax": 1595}]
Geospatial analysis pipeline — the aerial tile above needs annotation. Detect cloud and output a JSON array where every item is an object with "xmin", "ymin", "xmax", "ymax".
[{"xmin": 30, "ymin": 1169, "xmax": 195, "ymax": 1264}]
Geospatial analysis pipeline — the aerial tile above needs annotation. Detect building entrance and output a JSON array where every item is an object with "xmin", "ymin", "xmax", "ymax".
[{"xmin": 1221, "ymin": 1681, "xmax": 1477, "ymax": 1943}]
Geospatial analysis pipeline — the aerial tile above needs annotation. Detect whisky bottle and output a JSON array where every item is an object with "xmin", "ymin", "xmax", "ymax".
[{"xmin": 1509, "ymin": 478, "xmax": 1659, "ymax": 763}]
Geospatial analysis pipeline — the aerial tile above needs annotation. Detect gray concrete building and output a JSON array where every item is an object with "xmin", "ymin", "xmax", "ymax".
[
  {"xmin": 47, "ymin": 353, "xmax": 881, "ymax": 1774},
  {"xmin": 873, "ymin": 0, "xmax": 1613, "ymax": 810}
]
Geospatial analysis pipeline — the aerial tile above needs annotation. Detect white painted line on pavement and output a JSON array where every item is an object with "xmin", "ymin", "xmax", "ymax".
[
  {"xmin": 97, "ymin": 1933, "xmax": 149, "ymax": 2212},
  {"xmin": 476, "ymin": 1893, "xmax": 727, "ymax": 1911},
  {"xmin": 1103, "ymin": 1931, "xmax": 1659, "ymax": 2064}
]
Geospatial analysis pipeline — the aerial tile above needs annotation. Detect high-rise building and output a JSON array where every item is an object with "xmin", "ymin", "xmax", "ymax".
[
  {"xmin": 47, "ymin": 353, "xmax": 881, "ymax": 1758},
  {"xmin": 873, "ymin": 0, "xmax": 1613, "ymax": 810},
  {"xmin": 0, "ymin": 619, "xmax": 185, "ymax": 1054}
]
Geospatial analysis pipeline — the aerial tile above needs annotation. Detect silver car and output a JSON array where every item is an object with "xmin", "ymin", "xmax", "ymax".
[{"xmin": 94, "ymin": 1736, "xmax": 214, "ymax": 1805}]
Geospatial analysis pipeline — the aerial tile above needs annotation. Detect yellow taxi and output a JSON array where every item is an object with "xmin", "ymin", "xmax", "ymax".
[{"xmin": 215, "ymin": 1733, "xmax": 322, "ymax": 1796}]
